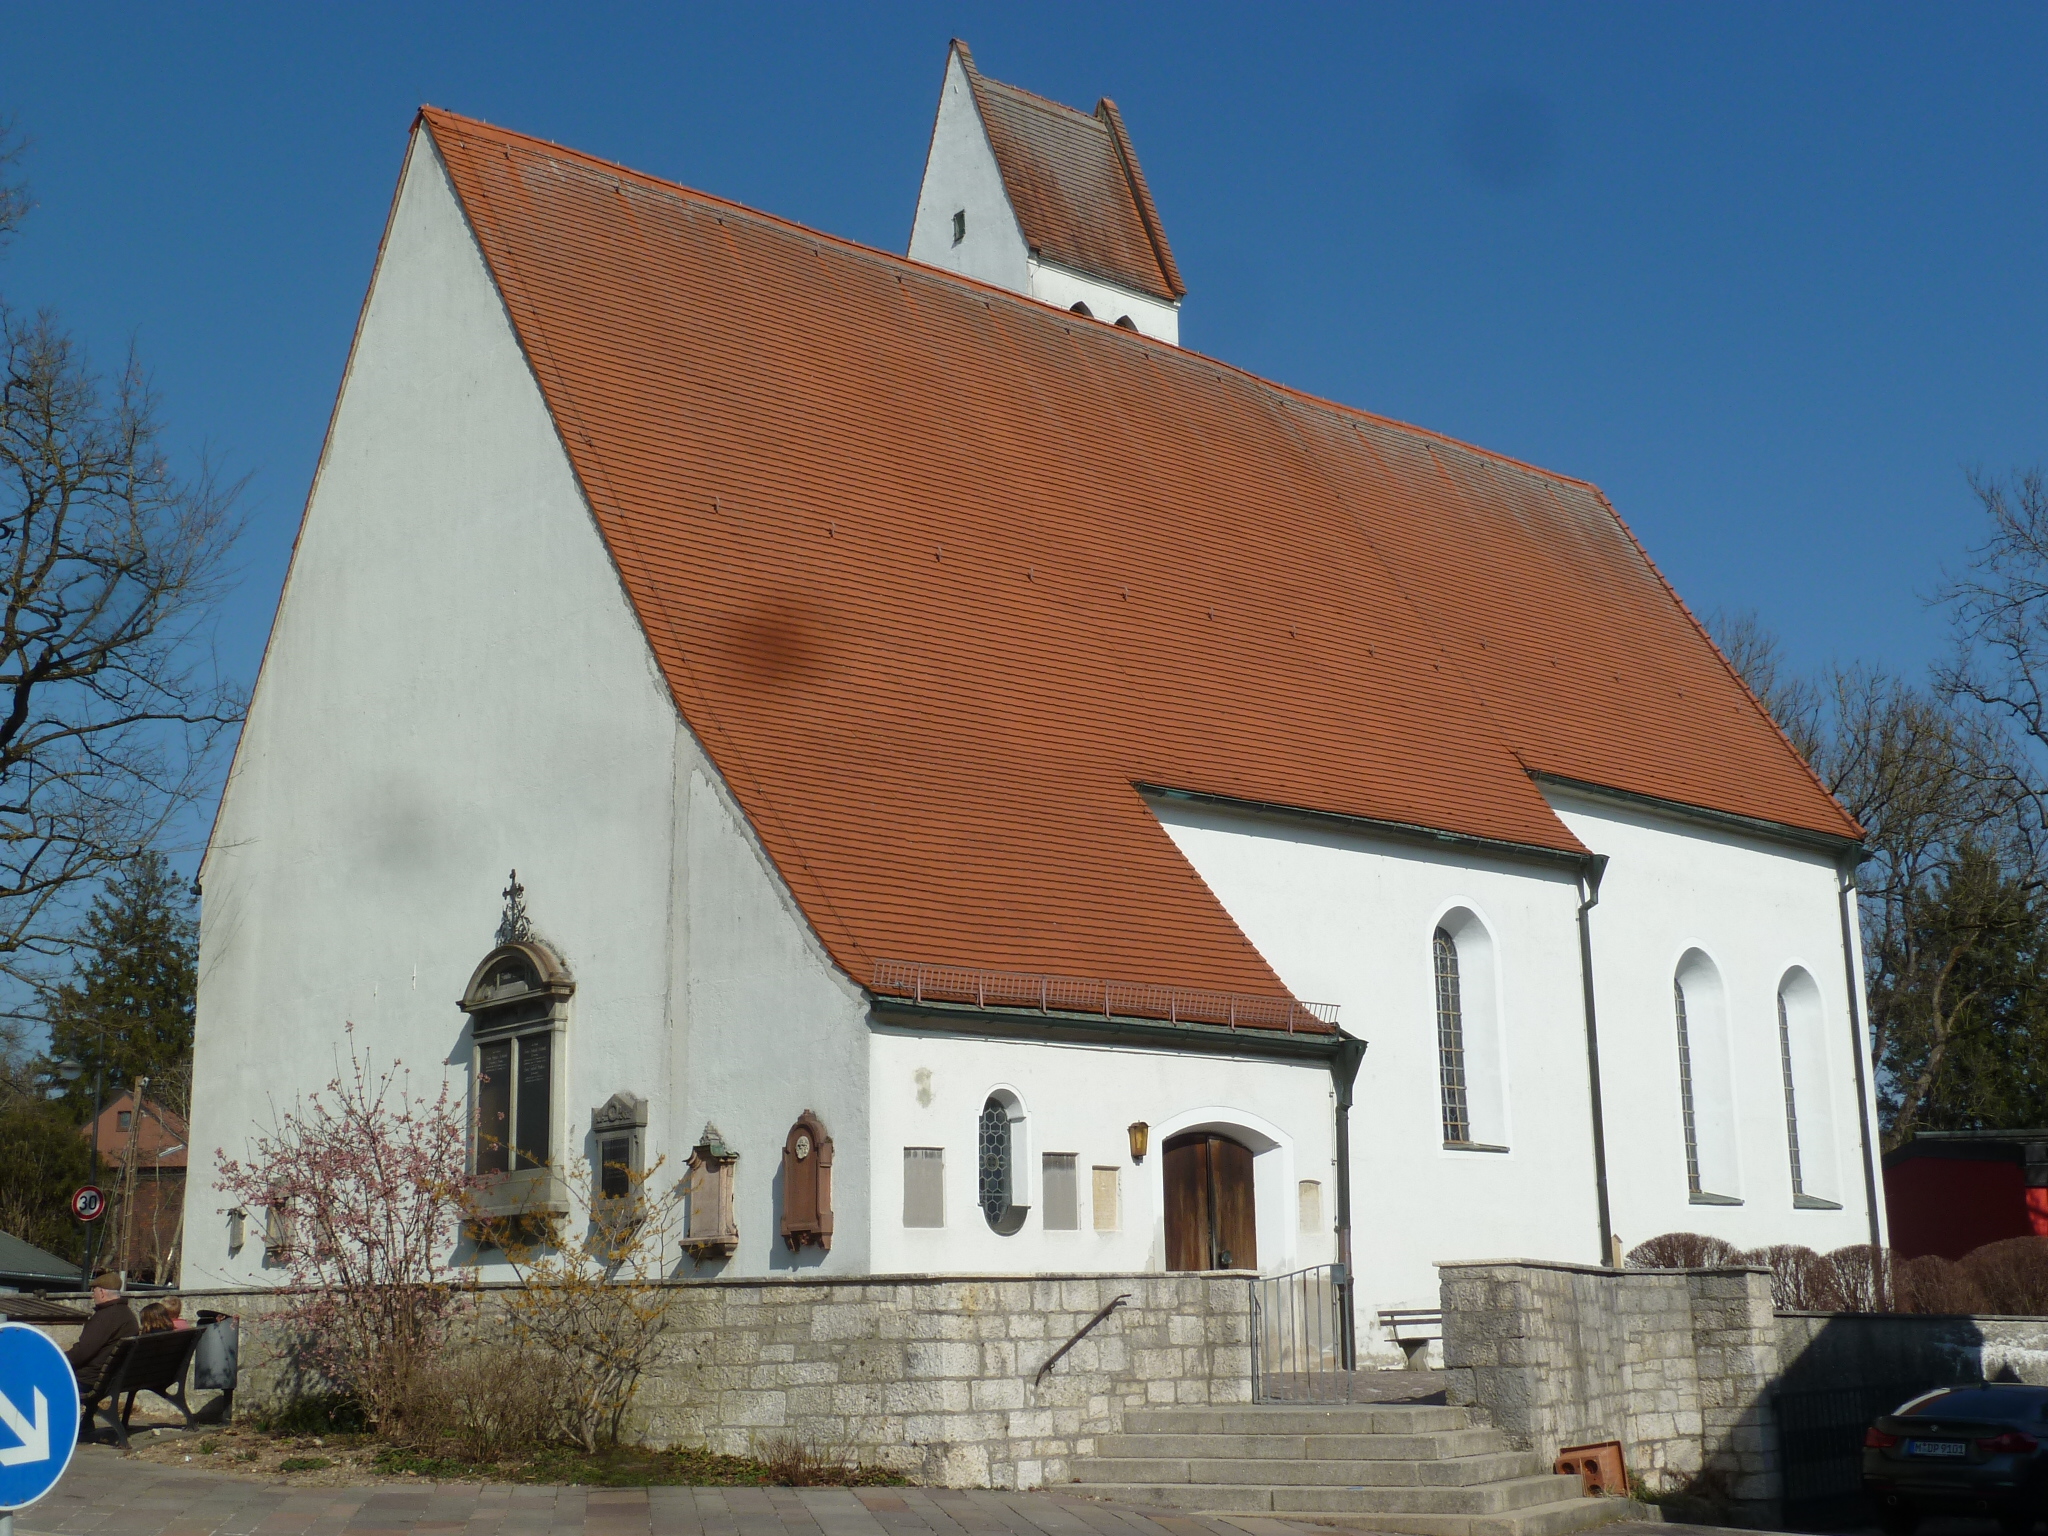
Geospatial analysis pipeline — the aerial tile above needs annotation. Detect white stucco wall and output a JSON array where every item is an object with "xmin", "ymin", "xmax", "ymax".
[
  {"xmin": 866, "ymin": 1027, "xmax": 1335, "ymax": 1277},
  {"xmin": 1149, "ymin": 787, "xmax": 1882, "ymax": 1359},
  {"xmin": 908, "ymin": 52, "xmax": 1030, "ymax": 294},
  {"xmin": 184, "ymin": 129, "xmax": 871, "ymax": 1287},
  {"xmin": 1025, "ymin": 258, "xmax": 1180, "ymax": 345},
  {"xmin": 1149, "ymin": 798, "xmax": 1604, "ymax": 1337},
  {"xmin": 1549, "ymin": 787, "xmax": 1881, "ymax": 1259}
]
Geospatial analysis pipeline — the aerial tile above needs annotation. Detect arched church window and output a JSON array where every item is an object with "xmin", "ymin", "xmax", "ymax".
[
  {"xmin": 1673, "ymin": 979, "xmax": 1702, "ymax": 1195},
  {"xmin": 1778, "ymin": 968, "xmax": 1841, "ymax": 1208},
  {"xmin": 1433, "ymin": 926, "xmax": 1469, "ymax": 1143},
  {"xmin": 977, "ymin": 1090, "xmax": 1029, "ymax": 1234},
  {"xmin": 1673, "ymin": 950, "xmax": 1741, "ymax": 1204},
  {"xmin": 1115, "ymin": 315, "xmax": 1138, "ymax": 331},
  {"xmin": 1070, "ymin": 301, "xmax": 1094, "ymax": 318},
  {"xmin": 459, "ymin": 926, "xmax": 574, "ymax": 1221},
  {"xmin": 1776, "ymin": 989, "xmax": 1806, "ymax": 1197}
]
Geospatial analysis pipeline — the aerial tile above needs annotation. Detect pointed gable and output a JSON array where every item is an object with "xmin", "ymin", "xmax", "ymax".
[
  {"xmin": 952, "ymin": 41, "xmax": 1184, "ymax": 303},
  {"xmin": 417, "ymin": 108, "xmax": 1859, "ymax": 1020}
]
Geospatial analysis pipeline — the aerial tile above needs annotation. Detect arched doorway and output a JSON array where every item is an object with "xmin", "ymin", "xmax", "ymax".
[{"xmin": 1164, "ymin": 1131, "xmax": 1258, "ymax": 1271}]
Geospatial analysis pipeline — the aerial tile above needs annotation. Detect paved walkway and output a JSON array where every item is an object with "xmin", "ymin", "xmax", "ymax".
[
  {"xmin": 12, "ymin": 1449, "xmax": 1359, "ymax": 1536},
  {"xmin": 10, "ymin": 1447, "xmax": 1767, "ymax": 1536}
]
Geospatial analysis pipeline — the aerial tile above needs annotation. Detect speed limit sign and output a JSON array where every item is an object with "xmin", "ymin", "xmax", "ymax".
[{"xmin": 70, "ymin": 1185, "xmax": 105, "ymax": 1223}]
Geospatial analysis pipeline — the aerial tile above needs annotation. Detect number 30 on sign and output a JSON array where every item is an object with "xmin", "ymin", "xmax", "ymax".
[{"xmin": 69, "ymin": 1186, "xmax": 104, "ymax": 1224}]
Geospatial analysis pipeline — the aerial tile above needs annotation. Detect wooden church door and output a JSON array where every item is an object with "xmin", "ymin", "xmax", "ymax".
[{"xmin": 1163, "ymin": 1131, "xmax": 1258, "ymax": 1271}]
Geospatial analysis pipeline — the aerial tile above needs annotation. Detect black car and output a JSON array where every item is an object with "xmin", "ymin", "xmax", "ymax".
[{"xmin": 1865, "ymin": 1383, "xmax": 2048, "ymax": 1535}]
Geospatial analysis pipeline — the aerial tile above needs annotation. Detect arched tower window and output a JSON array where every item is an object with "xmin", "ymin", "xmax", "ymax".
[
  {"xmin": 1069, "ymin": 301, "xmax": 1094, "ymax": 318},
  {"xmin": 1433, "ymin": 927, "xmax": 1469, "ymax": 1144}
]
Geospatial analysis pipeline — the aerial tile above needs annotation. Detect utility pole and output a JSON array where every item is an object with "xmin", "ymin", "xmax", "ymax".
[
  {"xmin": 78, "ymin": 1057, "xmax": 105, "ymax": 1288},
  {"xmin": 114, "ymin": 1075, "xmax": 148, "ymax": 1281}
]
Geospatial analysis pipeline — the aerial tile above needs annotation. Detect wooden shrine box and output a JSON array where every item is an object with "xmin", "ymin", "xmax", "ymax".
[{"xmin": 780, "ymin": 1109, "xmax": 834, "ymax": 1251}]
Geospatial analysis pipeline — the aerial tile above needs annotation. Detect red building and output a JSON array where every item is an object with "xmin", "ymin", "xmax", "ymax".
[
  {"xmin": 80, "ymin": 1091, "xmax": 188, "ymax": 1283},
  {"xmin": 1883, "ymin": 1129, "xmax": 2048, "ymax": 1260}
]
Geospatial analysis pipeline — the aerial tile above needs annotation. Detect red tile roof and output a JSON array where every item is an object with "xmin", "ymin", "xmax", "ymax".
[
  {"xmin": 951, "ymin": 42, "xmax": 1185, "ymax": 303},
  {"xmin": 417, "ymin": 109, "xmax": 1859, "ymax": 1021}
]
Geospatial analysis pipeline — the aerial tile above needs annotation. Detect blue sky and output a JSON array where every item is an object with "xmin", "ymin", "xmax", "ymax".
[{"xmin": 5, "ymin": 0, "xmax": 2046, "ymax": 815}]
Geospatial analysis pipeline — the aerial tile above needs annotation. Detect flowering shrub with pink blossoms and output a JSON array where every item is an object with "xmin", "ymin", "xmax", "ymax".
[{"xmin": 216, "ymin": 1026, "xmax": 489, "ymax": 1433}]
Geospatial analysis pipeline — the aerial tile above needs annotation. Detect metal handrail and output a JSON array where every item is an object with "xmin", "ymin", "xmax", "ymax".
[
  {"xmin": 1251, "ymin": 1262, "xmax": 1353, "ymax": 1403},
  {"xmin": 1032, "ymin": 1292, "xmax": 1132, "ymax": 1387}
]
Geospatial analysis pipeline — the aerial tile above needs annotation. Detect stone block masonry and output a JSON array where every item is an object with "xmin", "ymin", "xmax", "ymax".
[
  {"xmin": 1439, "ymin": 1259, "xmax": 1780, "ymax": 1521},
  {"xmin": 185, "ymin": 1272, "xmax": 1252, "ymax": 1491}
]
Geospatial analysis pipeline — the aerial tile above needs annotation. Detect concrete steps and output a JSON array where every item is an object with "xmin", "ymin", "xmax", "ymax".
[{"xmin": 1068, "ymin": 1403, "xmax": 1657, "ymax": 1536}]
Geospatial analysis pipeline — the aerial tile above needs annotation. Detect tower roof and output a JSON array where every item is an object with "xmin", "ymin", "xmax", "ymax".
[{"xmin": 951, "ymin": 41, "xmax": 1185, "ymax": 303}]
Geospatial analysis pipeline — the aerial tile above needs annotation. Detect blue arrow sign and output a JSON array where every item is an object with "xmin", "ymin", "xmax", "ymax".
[{"xmin": 0, "ymin": 1322, "xmax": 80, "ymax": 1509}]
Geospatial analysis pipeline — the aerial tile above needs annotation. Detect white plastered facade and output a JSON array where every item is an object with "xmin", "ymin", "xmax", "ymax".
[
  {"xmin": 183, "ymin": 131, "xmax": 873, "ymax": 1287},
  {"xmin": 1150, "ymin": 787, "xmax": 1881, "ymax": 1363},
  {"xmin": 907, "ymin": 50, "xmax": 1181, "ymax": 344},
  {"xmin": 188, "ymin": 120, "xmax": 1880, "ymax": 1335}
]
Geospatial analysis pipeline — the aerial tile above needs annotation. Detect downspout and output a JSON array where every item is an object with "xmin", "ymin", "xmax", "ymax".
[
  {"xmin": 1838, "ymin": 853, "xmax": 1885, "ymax": 1251},
  {"xmin": 1576, "ymin": 854, "xmax": 1615, "ymax": 1266},
  {"xmin": 1330, "ymin": 1032, "xmax": 1368, "ymax": 1369}
]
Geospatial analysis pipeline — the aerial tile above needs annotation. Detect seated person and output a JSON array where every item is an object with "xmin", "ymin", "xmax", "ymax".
[
  {"xmin": 162, "ymin": 1297, "xmax": 194, "ymax": 1331},
  {"xmin": 138, "ymin": 1302, "xmax": 175, "ymax": 1333},
  {"xmin": 66, "ymin": 1273, "xmax": 138, "ymax": 1404}
]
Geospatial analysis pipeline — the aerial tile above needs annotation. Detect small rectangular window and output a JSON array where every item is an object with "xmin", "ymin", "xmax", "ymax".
[
  {"xmin": 477, "ymin": 1040, "xmax": 512, "ymax": 1174},
  {"xmin": 599, "ymin": 1135, "xmax": 632, "ymax": 1200},
  {"xmin": 1092, "ymin": 1166, "xmax": 1120, "ymax": 1231},
  {"xmin": 117, "ymin": 1110, "xmax": 133, "ymax": 1131},
  {"xmin": 1299, "ymin": 1179, "xmax": 1323, "ymax": 1235},
  {"xmin": 951, "ymin": 208, "xmax": 966, "ymax": 245},
  {"xmin": 1043, "ymin": 1153, "xmax": 1078, "ymax": 1229},
  {"xmin": 903, "ymin": 1147, "xmax": 944, "ymax": 1227},
  {"xmin": 515, "ymin": 1033, "xmax": 552, "ymax": 1171}
]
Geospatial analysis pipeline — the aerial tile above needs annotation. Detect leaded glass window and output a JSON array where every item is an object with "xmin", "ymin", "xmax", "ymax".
[
  {"xmin": 1674, "ymin": 980, "xmax": 1702, "ymax": 1195},
  {"xmin": 978, "ymin": 1096, "xmax": 1011, "ymax": 1228},
  {"xmin": 1778, "ymin": 991, "xmax": 1806, "ymax": 1196},
  {"xmin": 1434, "ymin": 927, "xmax": 1470, "ymax": 1144}
]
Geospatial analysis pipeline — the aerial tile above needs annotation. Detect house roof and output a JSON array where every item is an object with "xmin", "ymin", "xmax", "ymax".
[
  {"xmin": 951, "ymin": 41, "xmax": 1185, "ymax": 303},
  {"xmin": 416, "ymin": 108, "xmax": 1860, "ymax": 1023},
  {"xmin": 0, "ymin": 1230, "xmax": 78, "ymax": 1287},
  {"xmin": 84, "ymin": 1092, "xmax": 189, "ymax": 1169}
]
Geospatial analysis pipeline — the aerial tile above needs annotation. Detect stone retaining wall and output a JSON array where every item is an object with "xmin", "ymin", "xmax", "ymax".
[
  {"xmin": 181, "ymin": 1272, "xmax": 1251, "ymax": 1490},
  {"xmin": 1439, "ymin": 1259, "xmax": 1780, "ymax": 1519}
]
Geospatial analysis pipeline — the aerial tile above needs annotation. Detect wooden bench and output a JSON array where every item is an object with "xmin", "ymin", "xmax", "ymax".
[
  {"xmin": 1376, "ymin": 1306, "xmax": 1442, "ymax": 1370},
  {"xmin": 80, "ymin": 1328, "xmax": 206, "ymax": 1448}
]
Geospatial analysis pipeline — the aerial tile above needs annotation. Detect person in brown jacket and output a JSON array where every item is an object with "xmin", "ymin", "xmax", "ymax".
[{"xmin": 66, "ymin": 1273, "xmax": 138, "ymax": 1404}]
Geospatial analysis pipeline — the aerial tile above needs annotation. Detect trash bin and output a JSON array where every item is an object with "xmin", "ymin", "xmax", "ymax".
[{"xmin": 192, "ymin": 1311, "xmax": 239, "ymax": 1420}]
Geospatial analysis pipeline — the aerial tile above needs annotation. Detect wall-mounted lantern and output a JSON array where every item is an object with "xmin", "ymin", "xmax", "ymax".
[
  {"xmin": 592, "ymin": 1092, "xmax": 649, "ymax": 1209},
  {"xmin": 780, "ymin": 1109, "xmax": 834, "ymax": 1252},
  {"xmin": 683, "ymin": 1123, "xmax": 739, "ymax": 1261},
  {"xmin": 1128, "ymin": 1121, "xmax": 1150, "ymax": 1164}
]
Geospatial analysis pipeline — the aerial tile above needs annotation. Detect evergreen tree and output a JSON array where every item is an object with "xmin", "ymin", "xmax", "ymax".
[{"xmin": 44, "ymin": 852, "xmax": 197, "ymax": 1117}]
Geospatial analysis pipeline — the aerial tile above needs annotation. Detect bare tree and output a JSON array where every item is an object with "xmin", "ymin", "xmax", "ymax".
[
  {"xmin": 1710, "ymin": 611, "xmax": 2033, "ymax": 1143},
  {"xmin": 0, "ymin": 119, "xmax": 28, "ymax": 251},
  {"xmin": 0, "ymin": 307, "xmax": 244, "ymax": 992}
]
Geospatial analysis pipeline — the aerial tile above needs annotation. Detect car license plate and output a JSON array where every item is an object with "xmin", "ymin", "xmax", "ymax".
[{"xmin": 1906, "ymin": 1440, "xmax": 1967, "ymax": 1458}]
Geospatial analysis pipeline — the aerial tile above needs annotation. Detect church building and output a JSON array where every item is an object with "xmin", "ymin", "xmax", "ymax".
[{"xmin": 184, "ymin": 42, "xmax": 1884, "ymax": 1361}]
